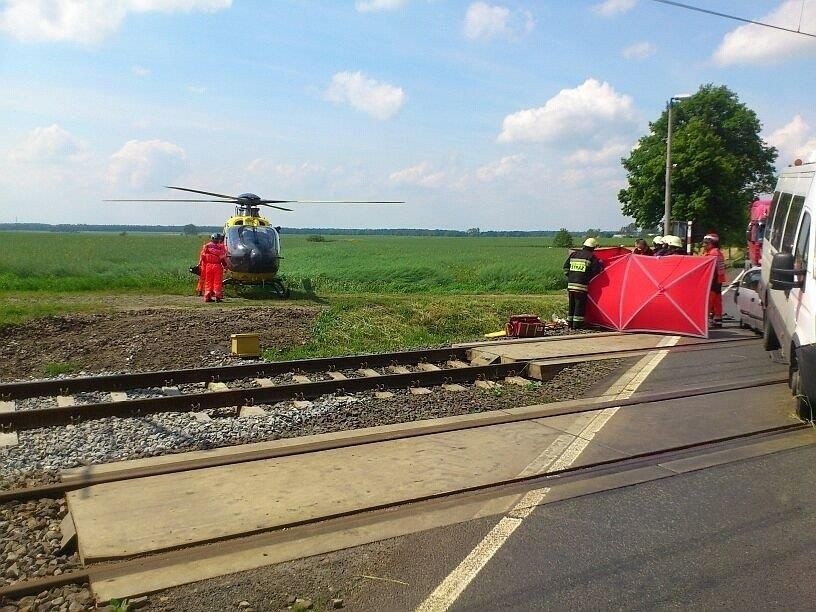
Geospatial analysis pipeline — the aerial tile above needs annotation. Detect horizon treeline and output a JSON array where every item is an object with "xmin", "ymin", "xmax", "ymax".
[{"xmin": 0, "ymin": 223, "xmax": 619, "ymax": 237}]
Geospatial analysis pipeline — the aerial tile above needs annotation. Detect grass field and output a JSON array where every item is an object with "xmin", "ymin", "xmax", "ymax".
[
  {"xmin": 0, "ymin": 232, "xmax": 628, "ymax": 294},
  {"xmin": 0, "ymin": 231, "xmax": 632, "ymax": 357}
]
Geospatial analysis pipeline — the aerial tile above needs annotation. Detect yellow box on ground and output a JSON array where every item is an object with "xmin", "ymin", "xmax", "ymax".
[{"xmin": 230, "ymin": 333, "xmax": 261, "ymax": 358}]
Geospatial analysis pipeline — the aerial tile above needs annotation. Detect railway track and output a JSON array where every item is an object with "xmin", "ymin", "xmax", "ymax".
[
  {"xmin": 0, "ymin": 375, "xmax": 805, "ymax": 602},
  {"xmin": 0, "ymin": 336, "xmax": 759, "ymax": 432}
]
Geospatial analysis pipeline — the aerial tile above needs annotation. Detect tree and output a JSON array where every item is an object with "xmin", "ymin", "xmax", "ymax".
[
  {"xmin": 619, "ymin": 222, "xmax": 639, "ymax": 236},
  {"xmin": 585, "ymin": 228, "xmax": 600, "ymax": 238},
  {"xmin": 618, "ymin": 84, "xmax": 777, "ymax": 242},
  {"xmin": 466, "ymin": 227, "xmax": 481, "ymax": 236},
  {"xmin": 182, "ymin": 223, "xmax": 198, "ymax": 236},
  {"xmin": 553, "ymin": 228, "xmax": 574, "ymax": 248}
]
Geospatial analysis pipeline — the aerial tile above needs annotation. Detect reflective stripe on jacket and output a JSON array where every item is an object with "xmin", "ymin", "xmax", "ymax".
[{"xmin": 563, "ymin": 248, "xmax": 603, "ymax": 293}]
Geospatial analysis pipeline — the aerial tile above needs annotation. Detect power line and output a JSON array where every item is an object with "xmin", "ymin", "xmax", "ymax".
[{"xmin": 647, "ymin": 0, "xmax": 816, "ymax": 39}]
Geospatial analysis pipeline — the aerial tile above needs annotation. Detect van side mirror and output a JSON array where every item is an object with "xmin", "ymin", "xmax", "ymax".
[{"xmin": 770, "ymin": 252, "xmax": 804, "ymax": 290}]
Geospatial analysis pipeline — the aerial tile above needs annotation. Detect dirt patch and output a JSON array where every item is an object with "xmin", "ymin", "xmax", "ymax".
[{"xmin": 0, "ymin": 306, "xmax": 319, "ymax": 379}]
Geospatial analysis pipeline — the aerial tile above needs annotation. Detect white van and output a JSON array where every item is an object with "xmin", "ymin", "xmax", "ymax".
[{"xmin": 760, "ymin": 160, "xmax": 816, "ymax": 419}]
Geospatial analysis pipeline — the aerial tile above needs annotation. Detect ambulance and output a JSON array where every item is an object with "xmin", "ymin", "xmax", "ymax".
[{"xmin": 760, "ymin": 159, "xmax": 816, "ymax": 420}]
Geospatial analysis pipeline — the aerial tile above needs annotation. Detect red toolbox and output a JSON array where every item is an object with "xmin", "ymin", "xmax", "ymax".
[{"xmin": 506, "ymin": 314, "xmax": 547, "ymax": 338}]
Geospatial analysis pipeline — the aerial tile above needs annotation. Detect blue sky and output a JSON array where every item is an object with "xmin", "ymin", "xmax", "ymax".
[{"xmin": 1, "ymin": 0, "xmax": 815, "ymax": 230}]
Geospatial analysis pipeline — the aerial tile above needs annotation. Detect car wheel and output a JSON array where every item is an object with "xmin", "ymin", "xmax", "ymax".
[
  {"xmin": 763, "ymin": 316, "xmax": 780, "ymax": 351},
  {"xmin": 791, "ymin": 363, "xmax": 813, "ymax": 422}
]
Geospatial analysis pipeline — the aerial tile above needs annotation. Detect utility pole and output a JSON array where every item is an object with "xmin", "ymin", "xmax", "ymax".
[{"xmin": 664, "ymin": 94, "xmax": 691, "ymax": 237}]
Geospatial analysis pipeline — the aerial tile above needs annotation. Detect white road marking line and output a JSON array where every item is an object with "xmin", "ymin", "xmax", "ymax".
[{"xmin": 415, "ymin": 335, "xmax": 680, "ymax": 612}]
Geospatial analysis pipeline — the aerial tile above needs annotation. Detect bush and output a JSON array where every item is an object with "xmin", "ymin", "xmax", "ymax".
[
  {"xmin": 553, "ymin": 228, "xmax": 574, "ymax": 248},
  {"xmin": 306, "ymin": 235, "xmax": 326, "ymax": 242}
]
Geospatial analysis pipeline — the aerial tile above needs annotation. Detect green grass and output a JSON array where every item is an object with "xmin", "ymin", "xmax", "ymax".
[
  {"xmin": 42, "ymin": 361, "xmax": 82, "ymax": 377},
  {"xmin": 0, "ymin": 232, "xmax": 630, "ymax": 295},
  {"xmin": 0, "ymin": 232, "xmax": 585, "ymax": 358},
  {"xmin": 267, "ymin": 293, "xmax": 566, "ymax": 360}
]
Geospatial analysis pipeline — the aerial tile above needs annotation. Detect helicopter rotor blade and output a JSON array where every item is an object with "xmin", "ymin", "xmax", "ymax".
[
  {"xmin": 257, "ymin": 203, "xmax": 294, "ymax": 211},
  {"xmin": 165, "ymin": 186, "xmax": 241, "ymax": 200},
  {"xmin": 266, "ymin": 200, "xmax": 404, "ymax": 204},
  {"xmin": 104, "ymin": 199, "xmax": 237, "ymax": 202}
]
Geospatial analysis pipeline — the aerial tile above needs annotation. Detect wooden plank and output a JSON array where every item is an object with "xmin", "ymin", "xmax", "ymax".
[
  {"xmin": 387, "ymin": 365, "xmax": 412, "ymax": 375},
  {"xmin": 67, "ymin": 420, "xmax": 571, "ymax": 562},
  {"xmin": 254, "ymin": 378, "xmax": 274, "ymax": 388},
  {"xmin": 207, "ymin": 382, "xmax": 229, "ymax": 392},
  {"xmin": 109, "ymin": 392, "xmax": 128, "ymax": 403},
  {"xmin": 474, "ymin": 380, "xmax": 500, "ymax": 390},
  {"xmin": 442, "ymin": 384, "xmax": 468, "ymax": 393},
  {"xmin": 416, "ymin": 363, "xmax": 441, "ymax": 372},
  {"xmin": 327, "ymin": 371, "xmax": 347, "ymax": 381},
  {"xmin": 409, "ymin": 387, "xmax": 432, "ymax": 395},
  {"xmin": 56, "ymin": 396, "xmax": 75, "ymax": 408},
  {"xmin": 446, "ymin": 360, "xmax": 470, "ymax": 369},
  {"xmin": 505, "ymin": 376, "xmax": 530, "ymax": 387},
  {"xmin": 357, "ymin": 368, "xmax": 381, "ymax": 378},
  {"xmin": 292, "ymin": 375, "xmax": 311, "ymax": 384},
  {"xmin": 1, "ymin": 400, "xmax": 18, "ymax": 447}
]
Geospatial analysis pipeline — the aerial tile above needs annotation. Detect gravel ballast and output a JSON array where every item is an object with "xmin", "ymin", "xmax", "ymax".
[{"xmin": 0, "ymin": 360, "xmax": 622, "ymax": 486}]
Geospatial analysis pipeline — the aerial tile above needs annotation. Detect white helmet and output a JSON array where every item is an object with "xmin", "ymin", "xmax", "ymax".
[
  {"xmin": 583, "ymin": 237, "xmax": 599, "ymax": 248},
  {"xmin": 653, "ymin": 236, "xmax": 664, "ymax": 245},
  {"xmin": 665, "ymin": 235, "xmax": 683, "ymax": 248}
]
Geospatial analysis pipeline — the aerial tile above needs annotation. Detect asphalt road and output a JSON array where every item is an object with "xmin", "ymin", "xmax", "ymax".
[
  {"xmin": 450, "ymin": 444, "xmax": 816, "ymax": 611},
  {"xmin": 354, "ymin": 338, "xmax": 813, "ymax": 611}
]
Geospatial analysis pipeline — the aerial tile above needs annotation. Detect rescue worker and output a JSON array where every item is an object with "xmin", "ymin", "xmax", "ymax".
[
  {"xmin": 664, "ymin": 234, "xmax": 685, "ymax": 255},
  {"xmin": 633, "ymin": 238, "xmax": 653, "ymax": 256},
  {"xmin": 199, "ymin": 233, "xmax": 228, "ymax": 302},
  {"xmin": 652, "ymin": 235, "xmax": 665, "ymax": 254},
  {"xmin": 653, "ymin": 236, "xmax": 670, "ymax": 256},
  {"xmin": 563, "ymin": 237, "xmax": 603, "ymax": 330},
  {"xmin": 702, "ymin": 233, "xmax": 727, "ymax": 327}
]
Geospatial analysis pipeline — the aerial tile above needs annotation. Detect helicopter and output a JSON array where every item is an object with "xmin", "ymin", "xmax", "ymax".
[{"xmin": 108, "ymin": 186, "xmax": 402, "ymax": 297}]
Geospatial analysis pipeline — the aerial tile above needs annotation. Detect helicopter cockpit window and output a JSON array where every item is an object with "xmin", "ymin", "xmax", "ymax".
[{"xmin": 225, "ymin": 225, "xmax": 281, "ymax": 274}]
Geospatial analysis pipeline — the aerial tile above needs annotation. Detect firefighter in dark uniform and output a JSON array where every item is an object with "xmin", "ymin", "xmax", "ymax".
[{"xmin": 563, "ymin": 237, "xmax": 603, "ymax": 330}]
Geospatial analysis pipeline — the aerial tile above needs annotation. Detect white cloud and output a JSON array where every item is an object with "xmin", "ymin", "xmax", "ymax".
[
  {"xmin": 247, "ymin": 159, "xmax": 325, "ymax": 182},
  {"xmin": 389, "ymin": 161, "xmax": 450, "ymax": 188},
  {"xmin": 475, "ymin": 154, "xmax": 525, "ymax": 181},
  {"xmin": 713, "ymin": 0, "xmax": 816, "ymax": 66},
  {"xmin": 132, "ymin": 65, "xmax": 151, "ymax": 77},
  {"xmin": 187, "ymin": 85, "xmax": 206, "ymax": 94},
  {"xmin": 565, "ymin": 141, "xmax": 630, "ymax": 165},
  {"xmin": 0, "ymin": 0, "xmax": 232, "ymax": 44},
  {"xmin": 9, "ymin": 124, "xmax": 86, "ymax": 162},
  {"xmin": 107, "ymin": 139, "xmax": 187, "ymax": 190},
  {"xmin": 355, "ymin": 0, "xmax": 408, "ymax": 12},
  {"xmin": 463, "ymin": 2, "xmax": 534, "ymax": 40},
  {"xmin": 592, "ymin": 0, "xmax": 636, "ymax": 17},
  {"xmin": 766, "ymin": 115, "xmax": 816, "ymax": 164},
  {"xmin": 325, "ymin": 71, "xmax": 405, "ymax": 120},
  {"xmin": 498, "ymin": 78, "xmax": 637, "ymax": 144},
  {"xmin": 621, "ymin": 41, "xmax": 656, "ymax": 60}
]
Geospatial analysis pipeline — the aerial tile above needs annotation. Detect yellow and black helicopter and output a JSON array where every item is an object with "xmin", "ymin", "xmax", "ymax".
[{"xmin": 110, "ymin": 186, "xmax": 401, "ymax": 297}]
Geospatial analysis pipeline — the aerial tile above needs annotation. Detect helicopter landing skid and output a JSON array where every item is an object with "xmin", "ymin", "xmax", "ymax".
[{"xmin": 226, "ymin": 278, "xmax": 291, "ymax": 299}]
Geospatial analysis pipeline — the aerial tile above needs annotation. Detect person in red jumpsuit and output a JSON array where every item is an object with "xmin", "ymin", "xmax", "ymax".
[
  {"xmin": 198, "ymin": 233, "xmax": 228, "ymax": 302},
  {"xmin": 702, "ymin": 233, "xmax": 727, "ymax": 327}
]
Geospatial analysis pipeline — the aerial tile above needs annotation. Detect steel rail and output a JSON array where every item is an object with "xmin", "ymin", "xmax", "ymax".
[
  {"xmin": 0, "ymin": 421, "xmax": 807, "ymax": 602},
  {"xmin": 0, "ymin": 373, "xmax": 787, "ymax": 503},
  {"xmin": 0, "ymin": 362, "xmax": 530, "ymax": 432},
  {"xmin": 0, "ymin": 346, "xmax": 473, "ymax": 400},
  {"xmin": 0, "ymin": 336, "xmax": 757, "ymax": 401}
]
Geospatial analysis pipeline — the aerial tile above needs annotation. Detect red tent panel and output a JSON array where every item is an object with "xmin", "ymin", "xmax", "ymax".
[{"xmin": 585, "ymin": 254, "xmax": 716, "ymax": 338}]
